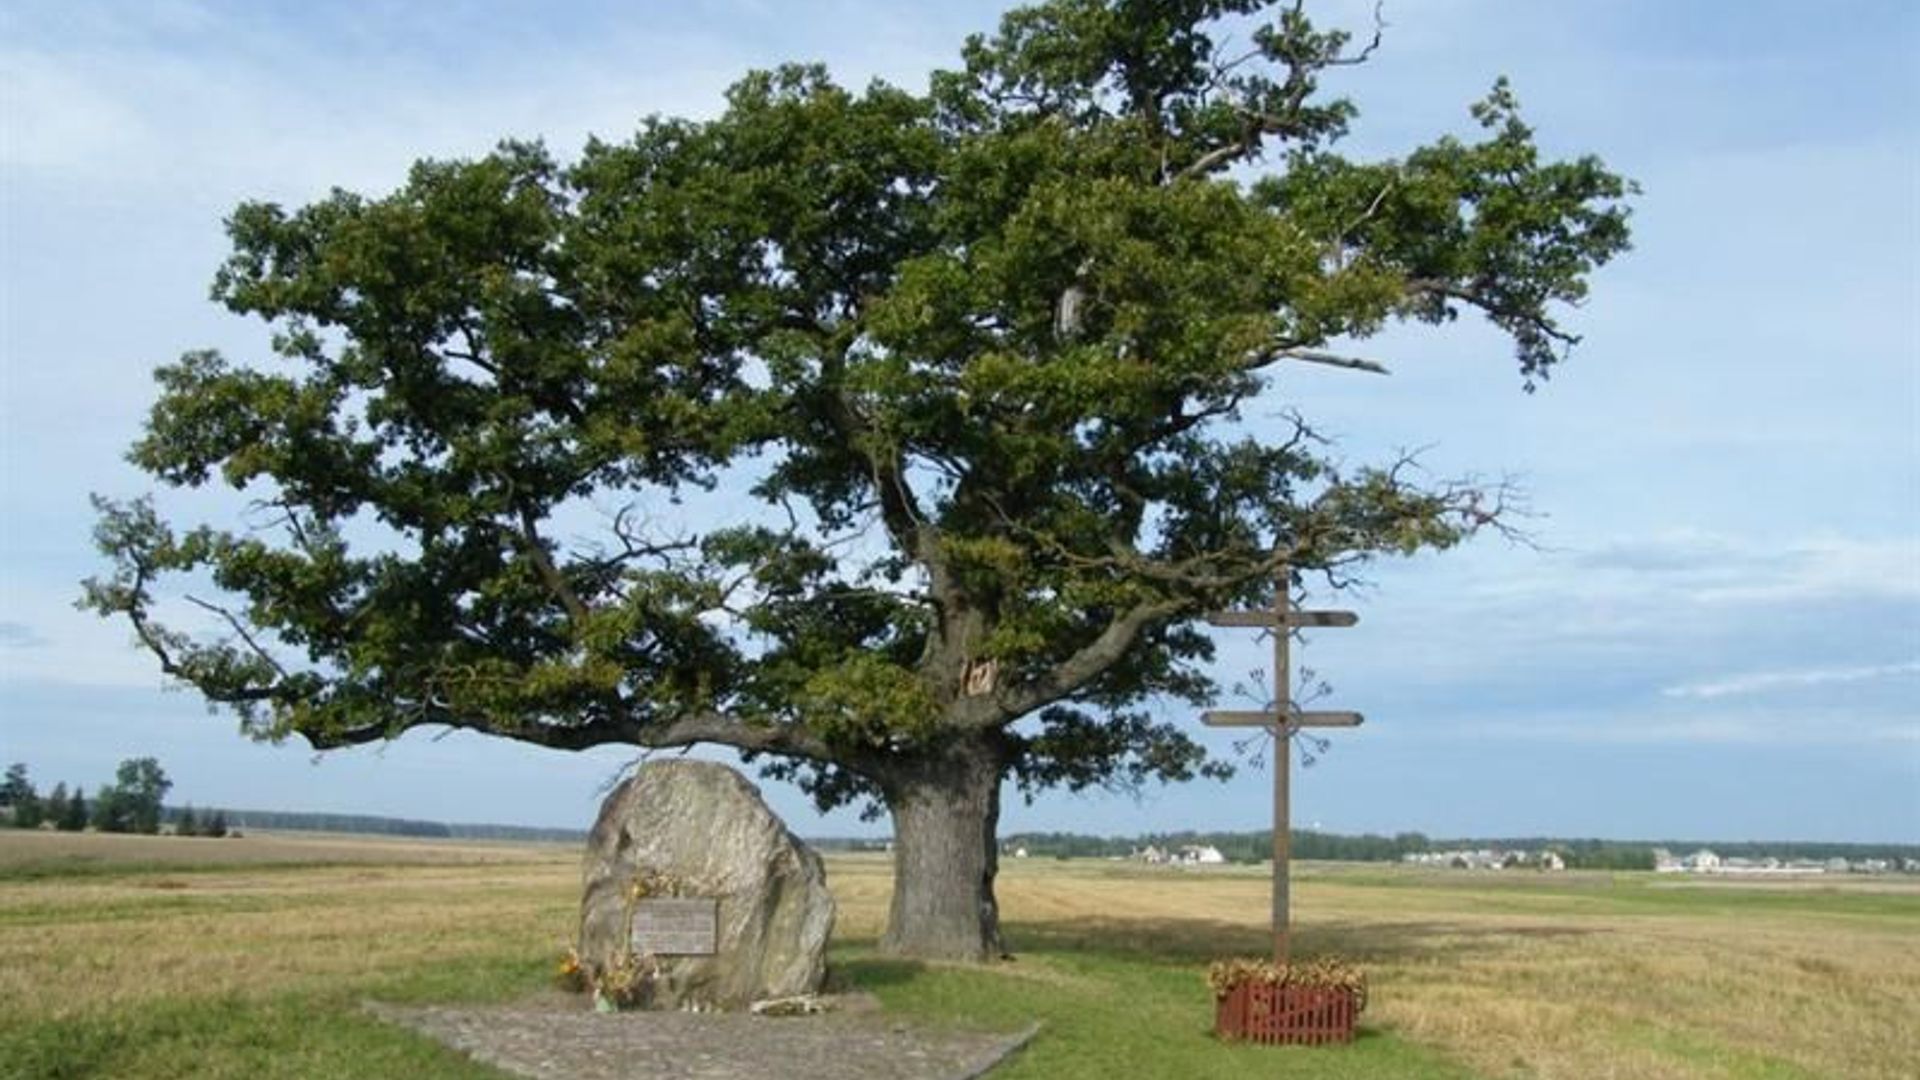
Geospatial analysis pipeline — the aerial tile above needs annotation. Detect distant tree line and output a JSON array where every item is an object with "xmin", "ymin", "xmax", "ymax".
[
  {"xmin": 993, "ymin": 828, "xmax": 1441, "ymax": 863},
  {"xmin": 994, "ymin": 829, "xmax": 1919, "ymax": 868},
  {"xmin": 2, "ymin": 759, "xmax": 230, "ymax": 837},
  {"xmin": 4, "ymin": 770, "xmax": 587, "ymax": 843},
  {"xmin": 202, "ymin": 808, "xmax": 585, "ymax": 842},
  {"xmin": 216, "ymin": 808, "xmax": 455, "ymax": 838}
]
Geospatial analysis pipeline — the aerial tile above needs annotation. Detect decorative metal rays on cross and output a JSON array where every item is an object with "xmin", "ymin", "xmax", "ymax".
[{"xmin": 1202, "ymin": 563, "xmax": 1362, "ymax": 965}]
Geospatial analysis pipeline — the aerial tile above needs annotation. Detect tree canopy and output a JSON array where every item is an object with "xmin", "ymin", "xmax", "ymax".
[
  {"xmin": 85, "ymin": 757, "xmax": 173, "ymax": 835},
  {"xmin": 85, "ymin": 0, "xmax": 1632, "ymax": 959},
  {"xmin": 1, "ymin": 764, "xmax": 32, "ymax": 810},
  {"xmin": 3, "ymin": 764, "xmax": 41, "ymax": 828}
]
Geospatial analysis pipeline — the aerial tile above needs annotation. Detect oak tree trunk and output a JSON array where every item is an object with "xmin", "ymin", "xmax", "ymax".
[{"xmin": 878, "ymin": 744, "xmax": 1005, "ymax": 962}]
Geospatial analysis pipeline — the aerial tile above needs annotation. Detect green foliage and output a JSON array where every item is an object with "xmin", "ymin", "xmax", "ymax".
[
  {"xmin": 85, "ymin": 757, "xmax": 173, "ymax": 834},
  {"xmin": 1003, "ymin": 828, "xmax": 1435, "ymax": 861},
  {"xmin": 57, "ymin": 788, "xmax": 87, "ymax": 833},
  {"xmin": 106, "ymin": 757, "xmax": 173, "ymax": 835},
  {"xmin": 1553, "ymin": 841, "xmax": 1655, "ymax": 871},
  {"xmin": 41, "ymin": 784, "xmax": 69, "ymax": 830},
  {"xmin": 3, "ymin": 764, "xmax": 43, "ymax": 829},
  {"xmin": 91, "ymin": 784, "xmax": 130, "ymax": 834},
  {"xmin": 84, "ymin": 1, "xmax": 1632, "ymax": 825},
  {"xmin": 175, "ymin": 804, "xmax": 199, "ymax": 837},
  {"xmin": 1, "ymin": 764, "xmax": 33, "ymax": 814},
  {"xmin": 0, "ymin": 764, "xmax": 23, "ymax": 802},
  {"xmin": 204, "ymin": 810, "xmax": 230, "ymax": 839}
]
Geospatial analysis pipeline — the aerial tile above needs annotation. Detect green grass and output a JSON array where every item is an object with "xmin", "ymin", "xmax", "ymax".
[
  {"xmin": 837, "ymin": 940, "xmax": 1475, "ymax": 1079},
  {"xmin": 1617, "ymin": 1022, "xmax": 1822, "ymax": 1080},
  {"xmin": 0, "ymin": 943, "xmax": 544, "ymax": 1080},
  {"xmin": 0, "ymin": 991, "xmax": 521, "ymax": 1080},
  {"xmin": 0, "ymin": 922, "xmax": 1464, "ymax": 1080}
]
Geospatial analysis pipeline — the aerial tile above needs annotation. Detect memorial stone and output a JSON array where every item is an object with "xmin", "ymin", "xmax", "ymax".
[{"xmin": 578, "ymin": 760, "xmax": 834, "ymax": 1010}]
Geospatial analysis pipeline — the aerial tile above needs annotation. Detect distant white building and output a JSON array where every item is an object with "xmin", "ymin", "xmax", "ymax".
[
  {"xmin": 1176, "ymin": 844, "xmax": 1227, "ymax": 865},
  {"xmin": 1685, "ymin": 849, "xmax": 1721, "ymax": 872},
  {"xmin": 1012, "ymin": 846, "xmax": 1029, "ymax": 859}
]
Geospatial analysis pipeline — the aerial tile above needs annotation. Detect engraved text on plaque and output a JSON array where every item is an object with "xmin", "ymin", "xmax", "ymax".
[{"xmin": 631, "ymin": 897, "xmax": 719, "ymax": 955}]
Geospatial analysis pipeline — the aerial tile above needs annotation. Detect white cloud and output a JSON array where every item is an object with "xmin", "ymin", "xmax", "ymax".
[
  {"xmin": 1562, "ymin": 531, "xmax": 1920, "ymax": 603},
  {"xmin": 1687, "ymin": 536, "xmax": 1920, "ymax": 605},
  {"xmin": 1460, "ymin": 705, "xmax": 1919, "ymax": 747},
  {"xmin": 0, "ymin": 621, "xmax": 49, "ymax": 649},
  {"xmin": 1661, "ymin": 659, "xmax": 1920, "ymax": 701},
  {"xmin": 0, "ymin": 49, "xmax": 148, "ymax": 172},
  {"xmin": 0, "ymin": 579, "xmax": 226, "ymax": 691},
  {"xmin": 1258, "ymin": 525, "xmax": 1920, "ymax": 754},
  {"xmin": 2, "ymin": 3, "xmax": 964, "ymax": 207}
]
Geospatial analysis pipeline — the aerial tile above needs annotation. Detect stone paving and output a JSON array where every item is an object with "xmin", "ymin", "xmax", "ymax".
[{"xmin": 366, "ymin": 1000, "xmax": 1039, "ymax": 1080}]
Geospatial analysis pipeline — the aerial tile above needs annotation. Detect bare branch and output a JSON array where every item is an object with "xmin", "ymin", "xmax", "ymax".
[
  {"xmin": 1176, "ymin": 139, "xmax": 1254, "ymax": 181},
  {"xmin": 1328, "ymin": 2, "xmax": 1387, "ymax": 68},
  {"xmin": 578, "ymin": 504, "xmax": 698, "ymax": 576},
  {"xmin": 111, "ymin": 559, "xmax": 277, "ymax": 705},
  {"xmin": 183, "ymin": 594, "xmax": 289, "ymax": 679},
  {"xmin": 1267, "ymin": 348, "xmax": 1391, "ymax": 375}
]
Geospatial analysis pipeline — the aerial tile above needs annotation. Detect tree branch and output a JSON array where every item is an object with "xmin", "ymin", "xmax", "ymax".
[
  {"xmin": 183, "ymin": 594, "xmax": 288, "ymax": 680},
  {"xmin": 1175, "ymin": 2, "xmax": 1386, "ymax": 182},
  {"xmin": 1406, "ymin": 278, "xmax": 1580, "ymax": 346},
  {"xmin": 512, "ymin": 501, "xmax": 592, "ymax": 627},
  {"xmin": 992, "ymin": 597, "xmax": 1191, "ymax": 721},
  {"xmin": 301, "ymin": 701, "xmax": 843, "ymax": 767},
  {"xmin": 1266, "ymin": 348, "xmax": 1391, "ymax": 375}
]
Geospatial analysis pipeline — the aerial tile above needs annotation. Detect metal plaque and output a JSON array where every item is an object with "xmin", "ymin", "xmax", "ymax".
[{"xmin": 631, "ymin": 898, "xmax": 719, "ymax": 956}]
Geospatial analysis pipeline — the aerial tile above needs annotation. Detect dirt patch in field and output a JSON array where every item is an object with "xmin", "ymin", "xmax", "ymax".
[{"xmin": 366, "ymin": 997, "xmax": 1039, "ymax": 1080}]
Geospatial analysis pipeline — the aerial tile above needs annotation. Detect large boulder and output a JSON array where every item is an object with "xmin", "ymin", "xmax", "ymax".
[{"xmin": 578, "ymin": 760, "xmax": 834, "ymax": 1010}]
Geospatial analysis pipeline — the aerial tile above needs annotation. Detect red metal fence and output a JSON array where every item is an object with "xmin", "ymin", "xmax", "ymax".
[{"xmin": 1214, "ymin": 982, "xmax": 1357, "ymax": 1045}]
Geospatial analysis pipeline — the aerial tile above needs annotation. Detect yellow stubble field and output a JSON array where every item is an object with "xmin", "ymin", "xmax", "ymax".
[{"xmin": 2, "ymin": 829, "xmax": 1916, "ymax": 1079}]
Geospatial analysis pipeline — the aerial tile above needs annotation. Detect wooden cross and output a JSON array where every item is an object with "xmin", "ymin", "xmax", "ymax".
[{"xmin": 1202, "ymin": 563, "xmax": 1362, "ymax": 965}]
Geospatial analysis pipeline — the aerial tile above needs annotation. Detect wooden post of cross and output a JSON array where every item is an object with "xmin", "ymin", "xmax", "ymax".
[{"xmin": 1202, "ymin": 562, "xmax": 1361, "ymax": 965}]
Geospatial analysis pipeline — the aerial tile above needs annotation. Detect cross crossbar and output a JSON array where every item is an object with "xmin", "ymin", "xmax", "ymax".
[
  {"xmin": 1206, "ymin": 609, "xmax": 1358, "ymax": 629},
  {"xmin": 1202, "ymin": 710, "xmax": 1364, "ymax": 728}
]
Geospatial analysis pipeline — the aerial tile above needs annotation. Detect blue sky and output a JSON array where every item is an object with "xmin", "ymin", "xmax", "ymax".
[{"xmin": 3, "ymin": 1, "xmax": 1915, "ymax": 842}]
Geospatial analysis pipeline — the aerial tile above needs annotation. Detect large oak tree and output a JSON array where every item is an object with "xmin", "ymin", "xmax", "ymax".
[{"xmin": 86, "ymin": 0, "xmax": 1631, "ymax": 960}]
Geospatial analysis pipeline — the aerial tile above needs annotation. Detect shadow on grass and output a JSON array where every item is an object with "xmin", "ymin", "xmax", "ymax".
[
  {"xmin": 825, "ymin": 929, "xmax": 1483, "ymax": 1080},
  {"xmin": 995, "ymin": 915, "xmax": 1596, "ymax": 966},
  {"xmin": 828, "ymin": 954, "xmax": 926, "ymax": 992}
]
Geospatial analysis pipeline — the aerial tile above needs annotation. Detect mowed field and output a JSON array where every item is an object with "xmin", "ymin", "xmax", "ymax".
[{"xmin": 1, "ymin": 830, "xmax": 1915, "ymax": 1079}]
